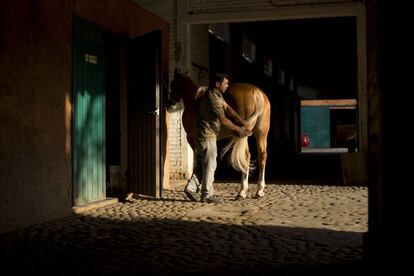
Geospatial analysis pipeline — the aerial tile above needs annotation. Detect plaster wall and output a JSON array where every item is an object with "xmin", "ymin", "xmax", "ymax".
[{"xmin": 0, "ymin": 0, "xmax": 169, "ymax": 234}]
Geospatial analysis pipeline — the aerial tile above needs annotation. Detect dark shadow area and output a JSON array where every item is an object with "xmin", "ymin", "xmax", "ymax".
[
  {"xmin": 0, "ymin": 212, "xmax": 367, "ymax": 275},
  {"xmin": 216, "ymin": 139, "xmax": 343, "ymax": 185}
]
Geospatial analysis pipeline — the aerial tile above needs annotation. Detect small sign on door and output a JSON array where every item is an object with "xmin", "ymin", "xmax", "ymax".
[{"xmin": 85, "ymin": 54, "xmax": 98, "ymax": 64}]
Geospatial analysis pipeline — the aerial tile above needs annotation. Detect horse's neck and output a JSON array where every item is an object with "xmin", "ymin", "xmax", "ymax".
[{"xmin": 182, "ymin": 81, "xmax": 199, "ymax": 109}]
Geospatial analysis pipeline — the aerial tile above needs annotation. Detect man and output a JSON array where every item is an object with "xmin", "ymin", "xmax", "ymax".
[{"xmin": 184, "ymin": 73, "xmax": 252, "ymax": 203}]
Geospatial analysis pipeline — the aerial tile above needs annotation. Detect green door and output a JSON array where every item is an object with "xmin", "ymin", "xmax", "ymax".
[
  {"xmin": 72, "ymin": 18, "xmax": 106, "ymax": 205},
  {"xmin": 301, "ymin": 106, "xmax": 331, "ymax": 148}
]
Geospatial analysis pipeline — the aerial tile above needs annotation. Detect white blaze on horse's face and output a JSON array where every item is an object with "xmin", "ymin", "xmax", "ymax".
[{"xmin": 216, "ymin": 77, "xmax": 229, "ymax": 93}]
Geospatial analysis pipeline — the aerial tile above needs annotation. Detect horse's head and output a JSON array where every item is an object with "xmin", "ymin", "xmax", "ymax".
[
  {"xmin": 168, "ymin": 68, "xmax": 192, "ymax": 111},
  {"xmin": 168, "ymin": 69, "xmax": 184, "ymax": 106}
]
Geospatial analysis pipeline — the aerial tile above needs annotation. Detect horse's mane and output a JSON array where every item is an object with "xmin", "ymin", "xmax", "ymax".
[
  {"xmin": 178, "ymin": 73, "xmax": 208, "ymax": 101},
  {"xmin": 195, "ymin": 86, "xmax": 208, "ymax": 100}
]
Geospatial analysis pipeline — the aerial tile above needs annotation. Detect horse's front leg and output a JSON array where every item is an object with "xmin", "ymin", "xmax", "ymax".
[{"xmin": 185, "ymin": 133, "xmax": 202, "ymax": 193}]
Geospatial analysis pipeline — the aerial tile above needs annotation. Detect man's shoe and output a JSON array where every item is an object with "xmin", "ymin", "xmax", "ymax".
[
  {"xmin": 184, "ymin": 189, "xmax": 198, "ymax": 202},
  {"xmin": 201, "ymin": 195, "xmax": 222, "ymax": 204}
]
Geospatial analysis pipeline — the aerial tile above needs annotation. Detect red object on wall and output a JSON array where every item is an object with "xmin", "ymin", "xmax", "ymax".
[{"xmin": 301, "ymin": 134, "xmax": 310, "ymax": 147}]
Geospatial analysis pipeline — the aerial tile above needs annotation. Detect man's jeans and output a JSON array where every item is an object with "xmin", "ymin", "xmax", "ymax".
[{"xmin": 184, "ymin": 139, "xmax": 217, "ymax": 199}]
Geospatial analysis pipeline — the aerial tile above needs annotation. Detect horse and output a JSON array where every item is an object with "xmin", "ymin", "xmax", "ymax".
[{"xmin": 169, "ymin": 70, "xmax": 271, "ymax": 199}]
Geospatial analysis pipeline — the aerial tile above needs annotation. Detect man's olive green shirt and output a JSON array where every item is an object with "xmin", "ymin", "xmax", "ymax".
[{"xmin": 196, "ymin": 88, "xmax": 225, "ymax": 141}]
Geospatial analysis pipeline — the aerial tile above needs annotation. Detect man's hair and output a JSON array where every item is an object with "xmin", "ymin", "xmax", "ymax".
[{"xmin": 212, "ymin": 73, "xmax": 229, "ymax": 85}]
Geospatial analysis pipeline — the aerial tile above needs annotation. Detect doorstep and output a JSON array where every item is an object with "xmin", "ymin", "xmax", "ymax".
[{"xmin": 72, "ymin": 198, "xmax": 118, "ymax": 214}]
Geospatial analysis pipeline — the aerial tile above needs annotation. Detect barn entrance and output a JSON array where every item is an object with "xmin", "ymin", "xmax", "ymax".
[
  {"xmin": 216, "ymin": 17, "xmax": 357, "ymax": 183},
  {"xmin": 186, "ymin": 11, "xmax": 366, "ymax": 184}
]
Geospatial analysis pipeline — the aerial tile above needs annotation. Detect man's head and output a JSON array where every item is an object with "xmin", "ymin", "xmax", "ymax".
[{"xmin": 213, "ymin": 73, "xmax": 229, "ymax": 93}]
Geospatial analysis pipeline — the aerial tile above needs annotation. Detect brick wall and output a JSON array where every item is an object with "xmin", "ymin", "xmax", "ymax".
[{"xmin": 167, "ymin": 16, "xmax": 190, "ymax": 180}]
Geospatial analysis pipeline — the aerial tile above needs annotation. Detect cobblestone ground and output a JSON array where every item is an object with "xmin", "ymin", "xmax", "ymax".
[{"xmin": 0, "ymin": 182, "xmax": 368, "ymax": 275}]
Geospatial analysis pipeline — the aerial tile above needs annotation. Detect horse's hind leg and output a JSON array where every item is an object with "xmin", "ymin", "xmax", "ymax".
[
  {"xmin": 254, "ymin": 130, "xmax": 268, "ymax": 198},
  {"xmin": 236, "ymin": 144, "xmax": 251, "ymax": 199}
]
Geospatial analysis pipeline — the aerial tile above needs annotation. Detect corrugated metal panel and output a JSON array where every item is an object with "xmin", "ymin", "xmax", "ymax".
[{"xmin": 72, "ymin": 18, "xmax": 106, "ymax": 205}]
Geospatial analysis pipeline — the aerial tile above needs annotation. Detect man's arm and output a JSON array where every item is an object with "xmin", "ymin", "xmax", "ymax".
[
  {"xmin": 222, "ymin": 101, "xmax": 247, "ymax": 127},
  {"xmin": 219, "ymin": 114, "xmax": 252, "ymax": 138}
]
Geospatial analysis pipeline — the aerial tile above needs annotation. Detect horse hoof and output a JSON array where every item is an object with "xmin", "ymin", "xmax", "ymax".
[
  {"xmin": 253, "ymin": 194, "xmax": 264, "ymax": 199},
  {"xmin": 235, "ymin": 194, "xmax": 246, "ymax": 201},
  {"xmin": 125, "ymin": 193, "xmax": 135, "ymax": 202}
]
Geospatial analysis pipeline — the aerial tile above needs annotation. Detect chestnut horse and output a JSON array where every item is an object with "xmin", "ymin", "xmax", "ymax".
[{"xmin": 169, "ymin": 71, "xmax": 271, "ymax": 198}]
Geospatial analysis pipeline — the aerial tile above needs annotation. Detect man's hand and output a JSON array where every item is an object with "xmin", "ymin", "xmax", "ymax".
[
  {"xmin": 236, "ymin": 127, "xmax": 253, "ymax": 138},
  {"xmin": 219, "ymin": 114, "xmax": 252, "ymax": 137}
]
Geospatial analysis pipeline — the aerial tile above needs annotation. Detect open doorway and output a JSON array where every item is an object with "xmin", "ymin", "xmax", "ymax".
[
  {"xmin": 189, "ymin": 16, "xmax": 362, "ymax": 182},
  {"xmin": 105, "ymin": 31, "xmax": 127, "ymax": 198}
]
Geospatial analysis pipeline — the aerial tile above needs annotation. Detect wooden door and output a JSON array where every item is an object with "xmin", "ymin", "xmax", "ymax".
[{"xmin": 127, "ymin": 31, "xmax": 162, "ymax": 197}]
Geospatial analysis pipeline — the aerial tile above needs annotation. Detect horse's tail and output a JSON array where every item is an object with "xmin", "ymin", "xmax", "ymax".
[{"xmin": 220, "ymin": 88, "xmax": 265, "ymax": 173}]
